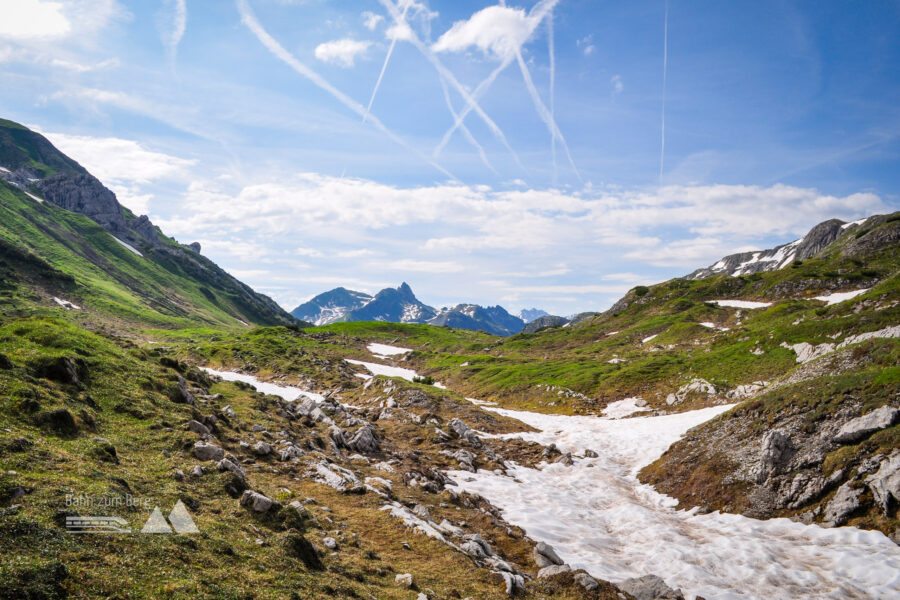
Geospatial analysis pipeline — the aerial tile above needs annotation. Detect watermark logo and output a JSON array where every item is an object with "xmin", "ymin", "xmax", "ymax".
[{"xmin": 64, "ymin": 498, "xmax": 198, "ymax": 535}]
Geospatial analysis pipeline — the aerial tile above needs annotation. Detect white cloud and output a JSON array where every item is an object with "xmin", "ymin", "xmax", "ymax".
[
  {"xmin": 161, "ymin": 0, "xmax": 187, "ymax": 63},
  {"xmin": 577, "ymin": 34, "xmax": 595, "ymax": 56},
  {"xmin": 611, "ymin": 74, "xmax": 623, "ymax": 94},
  {"xmin": 40, "ymin": 132, "xmax": 196, "ymax": 185},
  {"xmin": 314, "ymin": 38, "xmax": 372, "ymax": 68},
  {"xmin": 362, "ymin": 11, "xmax": 383, "ymax": 30},
  {"xmin": 0, "ymin": 0, "xmax": 70, "ymax": 39},
  {"xmin": 384, "ymin": 259, "xmax": 465, "ymax": 273},
  {"xmin": 432, "ymin": 5, "xmax": 543, "ymax": 60},
  {"xmin": 337, "ymin": 249, "xmax": 376, "ymax": 258},
  {"xmin": 295, "ymin": 247, "xmax": 323, "ymax": 258}
]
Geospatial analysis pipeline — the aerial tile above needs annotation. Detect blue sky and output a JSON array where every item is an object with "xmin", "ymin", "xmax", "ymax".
[{"xmin": 0, "ymin": 0, "xmax": 898, "ymax": 315}]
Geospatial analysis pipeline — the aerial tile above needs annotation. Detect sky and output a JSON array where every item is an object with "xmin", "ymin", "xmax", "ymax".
[{"xmin": 0, "ymin": 0, "xmax": 898, "ymax": 316}]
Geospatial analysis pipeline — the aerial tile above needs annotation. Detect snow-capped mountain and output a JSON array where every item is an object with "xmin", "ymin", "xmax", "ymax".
[
  {"xmin": 292, "ymin": 283, "xmax": 533, "ymax": 335},
  {"xmin": 290, "ymin": 287, "xmax": 373, "ymax": 325},
  {"xmin": 518, "ymin": 308, "xmax": 549, "ymax": 323},
  {"xmin": 687, "ymin": 218, "xmax": 867, "ymax": 280},
  {"xmin": 430, "ymin": 304, "xmax": 525, "ymax": 336}
]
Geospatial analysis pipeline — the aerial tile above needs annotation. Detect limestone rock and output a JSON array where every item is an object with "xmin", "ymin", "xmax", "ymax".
[
  {"xmin": 619, "ymin": 574, "xmax": 685, "ymax": 600},
  {"xmin": 834, "ymin": 406, "xmax": 899, "ymax": 444},
  {"xmin": 533, "ymin": 541, "xmax": 564, "ymax": 567}
]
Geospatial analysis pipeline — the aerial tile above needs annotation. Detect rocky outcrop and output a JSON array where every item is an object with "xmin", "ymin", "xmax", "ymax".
[
  {"xmin": 866, "ymin": 452, "xmax": 900, "ymax": 515},
  {"xmin": 35, "ymin": 173, "xmax": 127, "ymax": 235},
  {"xmin": 833, "ymin": 406, "xmax": 899, "ymax": 444},
  {"xmin": 823, "ymin": 481, "xmax": 863, "ymax": 525}
]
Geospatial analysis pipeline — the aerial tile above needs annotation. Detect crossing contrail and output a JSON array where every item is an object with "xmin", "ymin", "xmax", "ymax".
[
  {"xmin": 362, "ymin": 2, "xmax": 411, "ymax": 123},
  {"xmin": 378, "ymin": 0, "xmax": 523, "ymax": 169},
  {"xmin": 431, "ymin": 0, "xmax": 558, "ymax": 163},
  {"xmin": 515, "ymin": 49, "xmax": 582, "ymax": 182},
  {"xmin": 659, "ymin": 0, "xmax": 668, "ymax": 185},
  {"xmin": 235, "ymin": 0, "xmax": 454, "ymax": 180},
  {"xmin": 437, "ymin": 73, "xmax": 497, "ymax": 174}
]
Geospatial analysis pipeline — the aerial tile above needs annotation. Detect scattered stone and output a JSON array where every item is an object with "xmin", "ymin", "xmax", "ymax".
[
  {"xmin": 193, "ymin": 441, "xmax": 224, "ymax": 461},
  {"xmin": 322, "ymin": 536, "xmax": 338, "ymax": 550},
  {"xmin": 823, "ymin": 481, "xmax": 863, "ymax": 525},
  {"xmin": 252, "ymin": 441, "xmax": 272, "ymax": 456},
  {"xmin": 170, "ymin": 375, "xmax": 195, "ymax": 405},
  {"xmin": 394, "ymin": 573, "xmax": 413, "ymax": 588},
  {"xmin": 618, "ymin": 574, "xmax": 685, "ymax": 600},
  {"xmin": 448, "ymin": 418, "xmax": 482, "ymax": 446},
  {"xmin": 173, "ymin": 469, "xmax": 185, "ymax": 481},
  {"xmin": 187, "ymin": 419, "xmax": 210, "ymax": 436},
  {"xmin": 834, "ymin": 406, "xmax": 899, "ymax": 444},
  {"xmin": 493, "ymin": 571, "xmax": 525, "ymax": 596},
  {"xmin": 240, "ymin": 490, "xmax": 277, "ymax": 513},
  {"xmin": 533, "ymin": 541, "xmax": 564, "ymax": 567},
  {"xmin": 221, "ymin": 405, "xmax": 235, "ymax": 418},
  {"xmin": 190, "ymin": 465, "xmax": 204, "ymax": 477},
  {"xmin": 412, "ymin": 504, "xmax": 432, "ymax": 521},
  {"xmin": 573, "ymin": 572, "xmax": 600, "ymax": 591},
  {"xmin": 584, "ymin": 449, "xmax": 599, "ymax": 458}
]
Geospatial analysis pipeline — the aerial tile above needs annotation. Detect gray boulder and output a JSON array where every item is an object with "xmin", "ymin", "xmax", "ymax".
[
  {"xmin": 619, "ymin": 574, "xmax": 684, "ymax": 600},
  {"xmin": 823, "ymin": 481, "xmax": 863, "ymax": 525},
  {"xmin": 187, "ymin": 419, "xmax": 210, "ymax": 436},
  {"xmin": 533, "ymin": 541, "xmax": 564, "ymax": 567},
  {"xmin": 240, "ymin": 490, "xmax": 277, "ymax": 513},
  {"xmin": 756, "ymin": 429, "xmax": 793, "ymax": 482},
  {"xmin": 347, "ymin": 424, "xmax": 380, "ymax": 454},
  {"xmin": 252, "ymin": 441, "xmax": 272, "ymax": 456},
  {"xmin": 537, "ymin": 564, "xmax": 571, "ymax": 578},
  {"xmin": 448, "ymin": 418, "xmax": 482, "ymax": 447},
  {"xmin": 193, "ymin": 441, "xmax": 224, "ymax": 461},
  {"xmin": 834, "ymin": 406, "xmax": 899, "ymax": 444},
  {"xmin": 866, "ymin": 452, "xmax": 900, "ymax": 515}
]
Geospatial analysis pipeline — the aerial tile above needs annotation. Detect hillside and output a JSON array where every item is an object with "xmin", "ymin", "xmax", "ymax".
[{"xmin": 0, "ymin": 119, "xmax": 296, "ymax": 330}]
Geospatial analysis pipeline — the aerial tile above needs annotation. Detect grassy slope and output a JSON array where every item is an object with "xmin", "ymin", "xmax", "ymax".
[{"xmin": 0, "ymin": 182, "xmax": 269, "ymax": 331}]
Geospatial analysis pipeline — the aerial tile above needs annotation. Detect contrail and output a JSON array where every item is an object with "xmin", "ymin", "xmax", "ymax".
[
  {"xmin": 379, "ymin": 0, "xmax": 524, "ymax": 169},
  {"xmin": 659, "ymin": 0, "xmax": 668, "ymax": 185},
  {"xmin": 235, "ymin": 0, "xmax": 454, "ymax": 180},
  {"xmin": 166, "ymin": 0, "xmax": 187, "ymax": 67},
  {"xmin": 548, "ymin": 7, "xmax": 557, "ymax": 183},
  {"xmin": 437, "ymin": 72, "xmax": 498, "ymax": 174},
  {"xmin": 515, "ymin": 50, "xmax": 582, "ymax": 182},
  {"xmin": 431, "ymin": 0, "xmax": 558, "ymax": 161},
  {"xmin": 362, "ymin": 3, "xmax": 411, "ymax": 123}
]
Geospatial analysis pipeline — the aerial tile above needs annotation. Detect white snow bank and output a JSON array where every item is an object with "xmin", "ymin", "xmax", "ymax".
[
  {"xmin": 345, "ymin": 359, "xmax": 418, "ymax": 381},
  {"xmin": 813, "ymin": 288, "xmax": 869, "ymax": 305},
  {"xmin": 448, "ymin": 404, "xmax": 900, "ymax": 600},
  {"xmin": 601, "ymin": 397, "xmax": 649, "ymax": 419},
  {"xmin": 52, "ymin": 297, "xmax": 80, "ymax": 310},
  {"xmin": 841, "ymin": 218, "xmax": 867, "ymax": 229},
  {"xmin": 641, "ymin": 334, "xmax": 658, "ymax": 344},
  {"xmin": 111, "ymin": 236, "xmax": 143, "ymax": 257},
  {"xmin": 25, "ymin": 191, "xmax": 44, "ymax": 203},
  {"xmin": 367, "ymin": 342, "xmax": 412, "ymax": 356},
  {"xmin": 709, "ymin": 299, "xmax": 772, "ymax": 309},
  {"xmin": 699, "ymin": 322, "xmax": 715, "ymax": 328},
  {"xmin": 200, "ymin": 368, "xmax": 323, "ymax": 402}
]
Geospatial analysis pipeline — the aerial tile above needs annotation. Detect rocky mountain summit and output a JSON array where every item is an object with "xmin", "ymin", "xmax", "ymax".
[{"xmin": 293, "ymin": 283, "xmax": 533, "ymax": 336}]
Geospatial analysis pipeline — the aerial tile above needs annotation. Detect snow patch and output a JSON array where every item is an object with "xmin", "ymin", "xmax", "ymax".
[
  {"xmin": 709, "ymin": 299, "xmax": 772, "ymax": 309},
  {"xmin": 52, "ymin": 297, "xmax": 80, "ymax": 310},
  {"xmin": 200, "ymin": 368, "xmax": 323, "ymax": 402},
  {"xmin": 345, "ymin": 359, "xmax": 417, "ymax": 381},
  {"xmin": 813, "ymin": 289, "xmax": 870, "ymax": 305},
  {"xmin": 841, "ymin": 218, "xmax": 867, "ymax": 230},
  {"xmin": 641, "ymin": 334, "xmax": 658, "ymax": 344},
  {"xmin": 367, "ymin": 343, "xmax": 412, "ymax": 356},
  {"xmin": 448, "ymin": 404, "xmax": 900, "ymax": 599},
  {"xmin": 25, "ymin": 191, "xmax": 44, "ymax": 203},
  {"xmin": 111, "ymin": 236, "xmax": 143, "ymax": 257}
]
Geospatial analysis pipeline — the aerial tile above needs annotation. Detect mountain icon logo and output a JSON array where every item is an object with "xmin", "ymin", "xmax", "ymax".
[{"xmin": 140, "ymin": 500, "xmax": 199, "ymax": 534}]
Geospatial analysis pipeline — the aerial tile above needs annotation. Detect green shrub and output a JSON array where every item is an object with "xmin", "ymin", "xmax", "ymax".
[
  {"xmin": 634, "ymin": 286, "xmax": 650, "ymax": 297},
  {"xmin": 413, "ymin": 375, "xmax": 435, "ymax": 385}
]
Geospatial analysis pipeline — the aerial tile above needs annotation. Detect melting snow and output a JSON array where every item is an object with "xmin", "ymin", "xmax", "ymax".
[
  {"xmin": 200, "ymin": 368, "xmax": 323, "ymax": 402},
  {"xmin": 367, "ymin": 343, "xmax": 412, "ymax": 356},
  {"xmin": 709, "ymin": 299, "xmax": 772, "ymax": 309},
  {"xmin": 641, "ymin": 334, "xmax": 658, "ymax": 344},
  {"xmin": 813, "ymin": 289, "xmax": 870, "ymax": 305},
  {"xmin": 345, "ymin": 359, "xmax": 418, "ymax": 381},
  {"xmin": 25, "ymin": 191, "xmax": 44, "ymax": 203},
  {"xmin": 841, "ymin": 218, "xmax": 867, "ymax": 230},
  {"xmin": 52, "ymin": 297, "xmax": 80, "ymax": 310},
  {"xmin": 111, "ymin": 236, "xmax": 143, "ymax": 257},
  {"xmin": 448, "ymin": 404, "xmax": 900, "ymax": 600}
]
